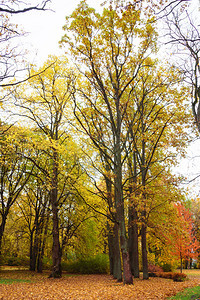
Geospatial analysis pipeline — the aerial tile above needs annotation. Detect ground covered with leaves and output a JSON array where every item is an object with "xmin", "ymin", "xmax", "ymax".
[{"xmin": 0, "ymin": 269, "xmax": 200, "ymax": 299}]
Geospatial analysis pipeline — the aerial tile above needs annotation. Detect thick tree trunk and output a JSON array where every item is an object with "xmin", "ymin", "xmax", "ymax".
[
  {"xmin": 141, "ymin": 222, "xmax": 149, "ymax": 279},
  {"xmin": 50, "ymin": 192, "xmax": 62, "ymax": 278},
  {"xmin": 115, "ymin": 171, "xmax": 132, "ymax": 283},
  {"xmin": 128, "ymin": 151, "xmax": 139, "ymax": 278},
  {"xmin": 49, "ymin": 149, "xmax": 62, "ymax": 278},
  {"xmin": 189, "ymin": 257, "xmax": 192, "ymax": 269},
  {"xmin": 29, "ymin": 231, "xmax": 36, "ymax": 271},
  {"xmin": 0, "ymin": 214, "xmax": 8, "ymax": 256},
  {"xmin": 108, "ymin": 224, "xmax": 114, "ymax": 275},
  {"xmin": 37, "ymin": 214, "xmax": 49, "ymax": 273},
  {"xmin": 114, "ymin": 132, "xmax": 132, "ymax": 284},
  {"xmin": 106, "ymin": 169, "xmax": 122, "ymax": 282},
  {"xmin": 112, "ymin": 223, "xmax": 122, "ymax": 281},
  {"xmin": 180, "ymin": 255, "xmax": 183, "ymax": 273},
  {"xmin": 128, "ymin": 207, "xmax": 139, "ymax": 278}
]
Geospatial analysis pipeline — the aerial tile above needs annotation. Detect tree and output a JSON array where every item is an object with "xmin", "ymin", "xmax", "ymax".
[
  {"xmin": 0, "ymin": 125, "xmax": 34, "ymax": 256},
  {"xmin": 10, "ymin": 56, "xmax": 73, "ymax": 277},
  {"xmin": 60, "ymin": 0, "xmax": 192, "ymax": 282},
  {"xmin": 17, "ymin": 173, "xmax": 50, "ymax": 272},
  {"xmin": 167, "ymin": 203, "xmax": 199, "ymax": 272},
  {"xmin": 124, "ymin": 58, "xmax": 191, "ymax": 278},
  {"xmin": 9, "ymin": 56, "xmax": 89, "ymax": 278},
  {"xmin": 60, "ymin": 0, "xmax": 159, "ymax": 284}
]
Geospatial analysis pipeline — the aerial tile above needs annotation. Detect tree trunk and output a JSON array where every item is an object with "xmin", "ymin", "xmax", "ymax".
[
  {"xmin": 29, "ymin": 231, "xmax": 36, "ymax": 271},
  {"xmin": 128, "ymin": 151, "xmax": 139, "ymax": 278},
  {"xmin": 37, "ymin": 214, "xmax": 49, "ymax": 273},
  {"xmin": 141, "ymin": 222, "xmax": 149, "ymax": 279},
  {"xmin": 105, "ymin": 167, "xmax": 122, "ymax": 282},
  {"xmin": 112, "ymin": 223, "xmax": 122, "ymax": 281},
  {"xmin": 189, "ymin": 257, "xmax": 192, "ymax": 269},
  {"xmin": 128, "ymin": 207, "xmax": 139, "ymax": 278},
  {"xmin": 114, "ymin": 132, "xmax": 132, "ymax": 284},
  {"xmin": 115, "ymin": 170, "xmax": 132, "ymax": 284},
  {"xmin": 49, "ymin": 149, "xmax": 62, "ymax": 278},
  {"xmin": 108, "ymin": 223, "xmax": 122, "ymax": 281},
  {"xmin": 0, "ymin": 213, "xmax": 8, "ymax": 256},
  {"xmin": 49, "ymin": 192, "xmax": 62, "ymax": 278},
  {"xmin": 108, "ymin": 224, "xmax": 114, "ymax": 275},
  {"xmin": 180, "ymin": 255, "xmax": 183, "ymax": 273}
]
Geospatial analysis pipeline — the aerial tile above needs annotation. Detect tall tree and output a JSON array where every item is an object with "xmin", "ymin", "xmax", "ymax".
[
  {"xmin": 60, "ymin": 0, "xmax": 158, "ymax": 284},
  {"xmin": 124, "ymin": 59, "xmax": 191, "ymax": 278},
  {"xmin": 17, "ymin": 173, "xmax": 50, "ymax": 272},
  {"xmin": 0, "ymin": 125, "xmax": 34, "ymax": 255},
  {"xmin": 166, "ymin": 203, "xmax": 199, "ymax": 272},
  {"xmin": 10, "ymin": 56, "xmax": 76, "ymax": 278}
]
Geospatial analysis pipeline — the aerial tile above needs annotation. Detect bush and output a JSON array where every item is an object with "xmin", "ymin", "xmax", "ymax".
[
  {"xmin": 158, "ymin": 272, "xmax": 174, "ymax": 279},
  {"xmin": 5, "ymin": 256, "xmax": 29, "ymax": 267},
  {"xmin": 148, "ymin": 264, "xmax": 163, "ymax": 273},
  {"xmin": 172, "ymin": 272, "xmax": 187, "ymax": 282},
  {"xmin": 193, "ymin": 262, "xmax": 198, "ymax": 269},
  {"xmin": 62, "ymin": 254, "xmax": 109, "ymax": 274},
  {"xmin": 161, "ymin": 262, "xmax": 175, "ymax": 272},
  {"xmin": 42, "ymin": 257, "xmax": 52, "ymax": 270},
  {"xmin": 151, "ymin": 271, "xmax": 187, "ymax": 281}
]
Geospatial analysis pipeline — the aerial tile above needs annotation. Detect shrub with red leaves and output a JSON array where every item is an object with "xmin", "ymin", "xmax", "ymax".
[
  {"xmin": 148, "ymin": 264, "xmax": 163, "ymax": 273},
  {"xmin": 172, "ymin": 273, "xmax": 187, "ymax": 282}
]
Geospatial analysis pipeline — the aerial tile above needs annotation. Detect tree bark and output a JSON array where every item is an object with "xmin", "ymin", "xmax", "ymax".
[
  {"xmin": 49, "ymin": 149, "xmax": 62, "ymax": 278},
  {"xmin": 128, "ymin": 151, "xmax": 139, "ymax": 278},
  {"xmin": 112, "ymin": 223, "xmax": 122, "ymax": 281},
  {"xmin": 29, "ymin": 231, "xmax": 36, "ymax": 271},
  {"xmin": 128, "ymin": 207, "xmax": 139, "ymax": 278},
  {"xmin": 108, "ymin": 223, "xmax": 114, "ymax": 275},
  {"xmin": 0, "ymin": 214, "xmax": 8, "ymax": 256},
  {"xmin": 114, "ymin": 145, "xmax": 133, "ymax": 284},
  {"xmin": 141, "ymin": 221, "xmax": 149, "ymax": 279},
  {"xmin": 37, "ymin": 214, "xmax": 49, "ymax": 273},
  {"xmin": 180, "ymin": 255, "xmax": 183, "ymax": 273},
  {"xmin": 112, "ymin": 108, "xmax": 133, "ymax": 284},
  {"xmin": 105, "ymin": 165, "xmax": 122, "ymax": 282},
  {"xmin": 49, "ymin": 189, "xmax": 62, "ymax": 278}
]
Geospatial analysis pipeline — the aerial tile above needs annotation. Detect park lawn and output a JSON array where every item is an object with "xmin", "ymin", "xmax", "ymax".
[
  {"xmin": 184, "ymin": 269, "xmax": 200, "ymax": 278},
  {"xmin": 0, "ymin": 269, "xmax": 200, "ymax": 299},
  {"xmin": 166, "ymin": 270, "xmax": 200, "ymax": 300},
  {"xmin": 168, "ymin": 285, "xmax": 200, "ymax": 300}
]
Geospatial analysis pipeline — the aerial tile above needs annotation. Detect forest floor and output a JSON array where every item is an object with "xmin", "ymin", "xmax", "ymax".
[{"xmin": 0, "ymin": 268, "xmax": 200, "ymax": 299}]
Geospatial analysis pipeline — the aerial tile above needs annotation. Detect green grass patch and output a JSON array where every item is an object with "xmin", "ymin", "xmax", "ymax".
[
  {"xmin": 168, "ymin": 285, "xmax": 200, "ymax": 299},
  {"xmin": 0, "ymin": 278, "xmax": 31, "ymax": 284}
]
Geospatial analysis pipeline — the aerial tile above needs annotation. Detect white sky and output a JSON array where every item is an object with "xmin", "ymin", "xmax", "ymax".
[
  {"xmin": 11, "ymin": 0, "xmax": 200, "ymax": 197},
  {"xmin": 12, "ymin": 0, "xmax": 103, "ymax": 65}
]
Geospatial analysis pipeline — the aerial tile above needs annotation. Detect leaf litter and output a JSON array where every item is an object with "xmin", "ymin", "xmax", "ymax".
[{"xmin": 0, "ymin": 271, "xmax": 200, "ymax": 299}]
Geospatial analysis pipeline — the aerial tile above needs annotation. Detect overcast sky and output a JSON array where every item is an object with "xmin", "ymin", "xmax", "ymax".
[{"xmin": 12, "ymin": 0, "xmax": 103, "ymax": 65}]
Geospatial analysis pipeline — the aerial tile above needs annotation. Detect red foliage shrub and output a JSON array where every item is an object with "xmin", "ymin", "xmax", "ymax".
[
  {"xmin": 172, "ymin": 273, "xmax": 187, "ymax": 282},
  {"xmin": 148, "ymin": 264, "xmax": 163, "ymax": 273},
  {"xmin": 152, "ymin": 272, "xmax": 187, "ymax": 281},
  {"xmin": 157, "ymin": 272, "xmax": 173, "ymax": 279}
]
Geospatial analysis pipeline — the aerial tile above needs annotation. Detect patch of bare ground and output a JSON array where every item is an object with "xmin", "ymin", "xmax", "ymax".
[{"xmin": 0, "ymin": 271, "xmax": 200, "ymax": 299}]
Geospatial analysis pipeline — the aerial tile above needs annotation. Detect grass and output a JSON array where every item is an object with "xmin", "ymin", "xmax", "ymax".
[
  {"xmin": 167, "ymin": 269, "xmax": 200, "ymax": 299},
  {"xmin": 184, "ymin": 269, "xmax": 200, "ymax": 278},
  {"xmin": 0, "ymin": 278, "xmax": 31, "ymax": 284},
  {"xmin": 168, "ymin": 285, "xmax": 200, "ymax": 299}
]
